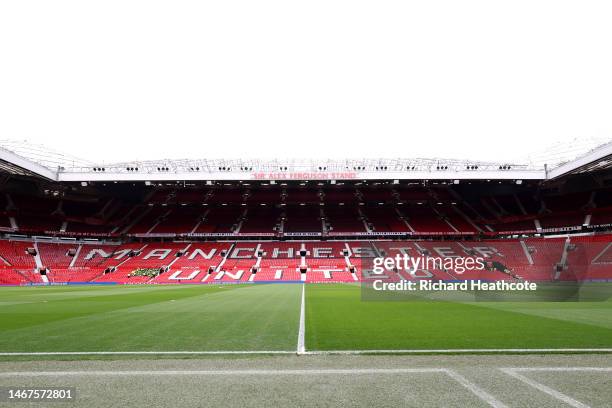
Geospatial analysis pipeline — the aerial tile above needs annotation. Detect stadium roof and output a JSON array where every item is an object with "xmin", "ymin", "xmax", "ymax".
[
  {"xmin": 547, "ymin": 141, "xmax": 612, "ymax": 179},
  {"xmin": 0, "ymin": 139, "xmax": 610, "ymax": 183}
]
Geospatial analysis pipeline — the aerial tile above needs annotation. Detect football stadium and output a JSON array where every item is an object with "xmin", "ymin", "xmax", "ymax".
[{"xmin": 0, "ymin": 141, "xmax": 611, "ymax": 407}]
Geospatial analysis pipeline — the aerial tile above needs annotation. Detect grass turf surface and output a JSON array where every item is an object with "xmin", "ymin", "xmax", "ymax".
[
  {"xmin": 0, "ymin": 284, "xmax": 301, "ymax": 353},
  {"xmin": 0, "ymin": 283, "xmax": 611, "ymax": 357},
  {"xmin": 305, "ymin": 284, "xmax": 612, "ymax": 350}
]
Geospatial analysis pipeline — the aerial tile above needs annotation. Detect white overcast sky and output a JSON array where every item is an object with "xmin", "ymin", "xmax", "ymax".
[{"xmin": 0, "ymin": 1, "xmax": 611, "ymax": 164}]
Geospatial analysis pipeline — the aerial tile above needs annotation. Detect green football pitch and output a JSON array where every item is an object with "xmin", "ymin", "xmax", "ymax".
[{"xmin": 0, "ymin": 283, "xmax": 611, "ymax": 357}]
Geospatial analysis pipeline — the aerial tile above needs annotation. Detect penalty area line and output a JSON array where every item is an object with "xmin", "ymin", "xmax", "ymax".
[
  {"xmin": 499, "ymin": 368, "xmax": 593, "ymax": 408},
  {"xmin": 444, "ymin": 369, "xmax": 507, "ymax": 408},
  {"xmin": 0, "ymin": 368, "xmax": 448, "ymax": 376},
  {"xmin": 501, "ymin": 367, "xmax": 612, "ymax": 372}
]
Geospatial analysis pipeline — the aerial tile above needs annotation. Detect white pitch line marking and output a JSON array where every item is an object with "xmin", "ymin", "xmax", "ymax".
[
  {"xmin": 500, "ymin": 368, "xmax": 599, "ymax": 408},
  {"xmin": 0, "ymin": 368, "xmax": 446, "ymax": 377},
  {"xmin": 504, "ymin": 367, "xmax": 612, "ymax": 372},
  {"xmin": 444, "ymin": 369, "xmax": 508, "ymax": 408},
  {"xmin": 300, "ymin": 348, "xmax": 612, "ymax": 355},
  {"xmin": 297, "ymin": 283, "xmax": 306, "ymax": 355},
  {"xmin": 0, "ymin": 348, "xmax": 610, "ymax": 356},
  {"xmin": 0, "ymin": 351, "xmax": 295, "ymax": 356}
]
